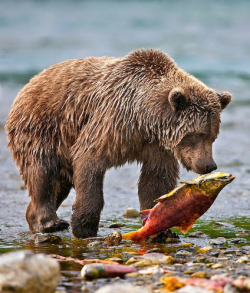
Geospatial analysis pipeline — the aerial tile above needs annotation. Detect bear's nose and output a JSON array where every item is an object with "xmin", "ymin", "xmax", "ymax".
[{"xmin": 206, "ymin": 162, "xmax": 217, "ymax": 173}]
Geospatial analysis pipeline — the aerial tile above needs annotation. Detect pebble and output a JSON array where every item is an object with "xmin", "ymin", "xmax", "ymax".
[
  {"xmin": 210, "ymin": 251, "xmax": 220, "ymax": 257},
  {"xmin": 108, "ymin": 223, "xmax": 125, "ymax": 228},
  {"xmin": 215, "ymin": 222, "xmax": 235, "ymax": 228},
  {"xmin": 241, "ymin": 245, "xmax": 250, "ymax": 251},
  {"xmin": 123, "ymin": 208, "xmax": 140, "ymax": 218},
  {"xmin": 184, "ymin": 270, "xmax": 195, "ymax": 275},
  {"xmin": 209, "ymin": 237, "xmax": 227, "ymax": 245},
  {"xmin": 104, "ymin": 231, "xmax": 122, "ymax": 246},
  {"xmin": 0, "ymin": 250, "xmax": 60, "ymax": 293},
  {"xmin": 188, "ymin": 231, "xmax": 208, "ymax": 238},
  {"xmin": 176, "ymin": 250, "xmax": 193, "ymax": 256},
  {"xmin": 122, "ymin": 252, "xmax": 139, "ymax": 260},
  {"xmin": 236, "ymin": 256, "xmax": 248, "ymax": 263},
  {"xmin": 223, "ymin": 250, "xmax": 238, "ymax": 255},
  {"xmin": 224, "ymin": 283, "xmax": 241, "ymax": 293},
  {"xmin": 198, "ymin": 246, "xmax": 212, "ymax": 253},
  {"xmin": 211, "ymin": 263, "xmax": 223, "ymax": 269},
  {"xmin": 229, "ymin": 238, "xmax": 247, "ymax": 244},
  {"xmin": 87, "ymin": 241, "xmax": 103, "ymax": 248},
  {"xmin": 141, "ymin": 253, "xmax": 174, "ymax": 264},
  {"xmin": 34, "ymin": 234, "xmax": 62, "ymax": 244},
  {"xmin": 146, "ymin": 248, "xmax": 160, "ymax": 253},
  {"xmin": 177, "ymin": 285, "xmax": 214, "ymax": 293},
  {"xmin": 95, "ymin": 283, "xmax": 150, "ymax": 293},
  {"xmin": 190, "ymin": 271, "xmax": 207, "ymax": 278},
  {"xmin": 181, "ymin": 243, "xmax": 193, "ymax": 248}
]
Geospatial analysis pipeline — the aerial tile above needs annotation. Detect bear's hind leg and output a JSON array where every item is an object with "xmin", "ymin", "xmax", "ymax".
[
  {"xmin": 26, "ymin": 163, "xmax": 69, "ymax": 233},
  {"xmin": 53, "ymin": 170, "xmax": 73, "ymax": 210}
]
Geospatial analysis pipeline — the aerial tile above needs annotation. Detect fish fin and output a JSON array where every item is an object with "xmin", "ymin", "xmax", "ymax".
[
  {"xmin": 140, "ymin": 209, "xmax": 151, "ymax": 226},
  {"xmin": 122, "ymin": 231, "xmax": 145, "ymax": 242},
  {"xmin": 177, "ymin": 214, "xmax": 200, "ymax": 234},
  {"xmin": 155, "ymin": 185, "xmax": 183, "ymax": 202}
]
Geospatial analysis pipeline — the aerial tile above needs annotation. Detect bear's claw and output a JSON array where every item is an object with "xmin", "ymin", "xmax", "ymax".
[{"xmin": 41, "ymin": 219, "xmax": 69, "ymax": 233}]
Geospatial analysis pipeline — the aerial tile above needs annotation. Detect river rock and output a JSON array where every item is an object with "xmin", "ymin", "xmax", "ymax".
[
  {"xmin": 141, "ymin": 253, "xmax": 174, "ymax": 264},
  {"xmin": 0, "ymin": 250, "xmax": 60, "ymax": 293},
  {"xmin": 123, "ymin": 208, "xmax": 140, "ymax": 218},
  {"xmin": 95, "ymin": 283, "xmax": 150, "ymax": 293},
  {"xmin": 34, "ymin": 234, "xmax": 62, "ymax": 244},
  {"xmin": 209, "ymin": 237, "xmax": 227, "ymax": 245},
  {"xmin": 188, "ymin": 231, "xmax": 208, "ymax": 238},
  {"xmin": 104, "ymin": 231, "xmax": 122, "ymax": 246},
  {"xmin": 177, "ymin": 285, "xmax": 214, "ymax": 293}
]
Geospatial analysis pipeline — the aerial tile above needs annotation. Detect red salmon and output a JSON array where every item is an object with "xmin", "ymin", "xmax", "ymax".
[{"xmin": 122, "ymin": 172, "xmax": 235, "ymax": 242}]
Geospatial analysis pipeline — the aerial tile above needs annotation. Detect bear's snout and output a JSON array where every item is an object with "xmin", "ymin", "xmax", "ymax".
[
  {"xmin": 206, "ymin": 162, "xmax": 217, "ymax": 173},
  {"xmin": 193, "ymin": 158, "xmax": 217, "ymax": 175}
]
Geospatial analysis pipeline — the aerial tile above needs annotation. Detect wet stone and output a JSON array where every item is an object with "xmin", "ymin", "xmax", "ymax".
[
  {"xmin": 190, "ymin": 271, "xmax": 207, "ymax": 278},
  {"xmin": 177, "ymin": 285, "xmax": 214, "ymax": 293},
  {"xmin": 188, "ymin": 231, "xmax": 208, "ymax": 238},
  {"xmin": 123, "ymin": 208, "xmax": 140, "ymax": 218},
  {"xmin": 87, "ymin": 241, "xmax": 103, "ymax": 248},
  {"xmin": 211, "ymin": 263, "xmax": 224, "ymax": 269},
  {"xmin": 176, "ymin": 250, "xmax": 193, "ymax": 256},
  {"xmin": 223, "ymin": 249, "xmax": 239, "ymax": 255},
  {"xmin": 179, "ymin": 247, "xmax": 196, "ymax": 253},
  {"xmin": 236, "ymin": 256, "xmax": 248, "ymax": 263},
  {"xmin": 146, "ymin": 248, "xmax": 161, "ymax": 253},
  {"xmin": 0, "ymin": 250, "xmax": 60, "ymax": 293},
  {"xmin": 209, "ymin": 237, "xmax": 227, "ymax": 245},
  {"xmin": 241, "ymin": 245, "xmax": 250, "ymax": 251},
  {"xmin": 210, "ymin": 251, "xmax": 220, "ymax": 257},
  {"xmin": 229, "ymin": 238, "xmax": 247, "ymax": 244},
  {"xmin": 141, "ymin": 253, "xmax": 174, "ymax": 264},
  {"xmin": 104, "ymin": 231, "xmax": 122, "ymax": 246},
  {"xmin": 95, "ymin": 283, "xmax": 150, "ymax": 293},
  {"xmin": 224, "ymin": 283, "xmax": 241, "ymax": 293},
  {"xmin": 108, "ymin": 223, "xmax": 125, "ymax": 228},
  {"xmin": 215, "ymin": 222, "xmax": 235, "ymax": 228},
  {"xmin": 198, "ymin": 246, "xmax": 212, "ymax": 253},
  {"xmin": 34, "ymin": 234, "xmax": 62, "ymax": 244}
]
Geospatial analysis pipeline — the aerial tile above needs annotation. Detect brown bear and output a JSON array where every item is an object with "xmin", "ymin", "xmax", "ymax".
[{"xmin": 6, "ymin": 49, "xmax": 231, "ymax": 238}]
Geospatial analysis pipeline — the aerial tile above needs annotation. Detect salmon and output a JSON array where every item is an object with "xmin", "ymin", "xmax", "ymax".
[{"xmin": 122, "ymin": 172, "xmax": 235, "ymax": 242}]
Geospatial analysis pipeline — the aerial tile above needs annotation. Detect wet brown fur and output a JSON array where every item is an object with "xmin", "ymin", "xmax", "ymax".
[{"xmin": 5, "ymin": 49, "xmax": 231, "ymax": 238}]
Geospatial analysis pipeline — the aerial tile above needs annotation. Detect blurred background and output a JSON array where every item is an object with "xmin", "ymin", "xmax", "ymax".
[{"xmin": 0, "ymin": 0, "xmax": 249, "ymax": 239}]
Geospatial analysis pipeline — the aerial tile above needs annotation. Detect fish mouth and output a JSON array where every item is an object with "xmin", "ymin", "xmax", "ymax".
[{"xmin": 216, "ymin": 174, "xmax": 235, "ymax": 183}]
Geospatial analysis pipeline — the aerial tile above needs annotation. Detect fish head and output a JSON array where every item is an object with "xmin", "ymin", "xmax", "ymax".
[{"xmin": 185, "ymin": 172, "xmax": 235, "ymax": 196}]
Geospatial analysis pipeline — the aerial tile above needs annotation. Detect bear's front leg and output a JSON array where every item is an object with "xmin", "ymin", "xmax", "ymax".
[
  {"xmin": 138, "ymin": 149, "xmax": 179, "ymax": 210},
  {"xmin": 138, "ymin": 149, "xmax": 180, "ymax": 242},
  {"xmin": 71, "ymin": 157, "xmax": 105, "ymax": 238}
]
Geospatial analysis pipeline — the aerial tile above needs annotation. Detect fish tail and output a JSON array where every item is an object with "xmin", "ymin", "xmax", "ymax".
[{"xmin": 122, "ymin": 231, "xmax": 145, "ymax": 242}]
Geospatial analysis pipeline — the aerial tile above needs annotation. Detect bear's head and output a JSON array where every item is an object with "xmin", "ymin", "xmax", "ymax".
[{"xmin": 165, "ymin": 87, "xmax": 232, "ymax": 174}]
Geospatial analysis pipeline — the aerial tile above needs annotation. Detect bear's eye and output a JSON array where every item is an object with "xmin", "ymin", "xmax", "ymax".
[{"xmin": 183, "ymin": 133, "xmax": 205, "ymax": 142}]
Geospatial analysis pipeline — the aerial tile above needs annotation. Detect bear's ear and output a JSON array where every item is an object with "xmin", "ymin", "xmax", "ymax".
[
  {"xmin": 218, "ymin": 92, "xmax": 232, "ymax": 110},
  {"xmin": 168, "ymin": 88, "xmax": 188, "ymax": 111}
]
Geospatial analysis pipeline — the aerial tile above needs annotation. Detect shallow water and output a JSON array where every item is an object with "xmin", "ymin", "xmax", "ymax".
[{"xmin": 0, "ymin": 0, "xmax": 250, "ymax": 291}]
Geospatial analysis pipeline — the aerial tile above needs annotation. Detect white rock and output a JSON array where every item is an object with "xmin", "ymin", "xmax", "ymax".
[
  {"xmin": 95, "ymin": 283, "xmax": 150, "ymax": 293},
  {"xmin": 0, "ymin": 250, "xmax": 60, "ymax": 293}
]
